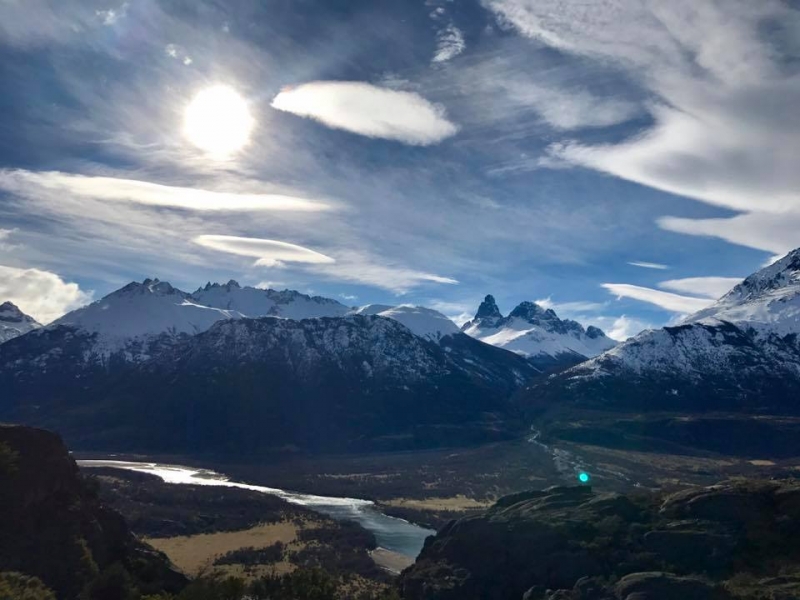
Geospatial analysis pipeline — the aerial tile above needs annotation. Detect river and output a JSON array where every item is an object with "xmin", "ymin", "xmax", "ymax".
[{"xmin": 78, "ymin": 460, "xmax": 435, "ymax": 560}]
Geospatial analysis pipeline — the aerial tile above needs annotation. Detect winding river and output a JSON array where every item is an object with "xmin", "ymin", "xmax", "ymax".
[{"xmin": 78, "ymin": 460, "xmax": 435, "ymax": 559}]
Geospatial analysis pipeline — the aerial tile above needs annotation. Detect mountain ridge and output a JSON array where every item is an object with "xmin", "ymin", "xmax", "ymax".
[
  {"xmin": 461, "ymin": 294, "xmax": 616, "ymax": 367},
  {"xmin": 0, "ymin": 301, "xmax": 41, "ymax": 344}
]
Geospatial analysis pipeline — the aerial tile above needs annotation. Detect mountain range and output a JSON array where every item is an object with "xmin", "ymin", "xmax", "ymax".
[
  {"xmin": 0, "ymin": 279, "xmax": 545, "ymax": 454},
  {"xmin": 2, "ymin": 247, "xmax": 800, "ymax": 457},
  {"xmin": 461, "ymin": 294, "xmax": 616, "ymax": 367},
  {"xmin": 524, "ymin": 248, "xmax": 800, "ymax": 456}
]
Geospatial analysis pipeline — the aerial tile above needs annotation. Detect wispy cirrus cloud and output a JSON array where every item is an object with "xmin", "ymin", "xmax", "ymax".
[
  {"xmin": 535, "ymin": 297, "xmax": 607, "ymax": 313},
  {"xmin": 659, "ymin": 276, "xmax": 741, "ymax": 300},
  {"xmin": 487, "ymin": 0, "xmax": 800, "ymax": 255},
  {"xmin": 628, "ymin": 261, "xmax": 668, "ymax": 270},
  {"xmin": 432, "ymin": 24, "xmax": 466, "ymax": 63},
  {"xmin": 192, "ymin": 235, "xmax": 457, "ymax": 293},
  {"xmin": 494, "ymin": 79, "xmax": 639, "ymax": 131},
  {"xmin": 602, "ymin": 283, "xmax": 711, "ymax": 314},
  {"xmin": 0, "ymin": 264, "xmax": 93, "ymax": 323},
  {"xmin": 271, "ymin": 82, "xmax": 459, "ymax": 146},
  {"xmin": 0, "ymin": 170, "xmax": 331, "ymax": 212},
  {"xmin": 310, "ymin": 250, "xmax": 458, "ymax": 294}
]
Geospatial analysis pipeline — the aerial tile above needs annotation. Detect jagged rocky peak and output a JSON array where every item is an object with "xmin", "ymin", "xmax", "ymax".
[
  {"xmin": 685, "ymin": 246, "xmax": 800, "ymax": 329},
  {"xmin": 586, "ymin": 325, "xmax": 605, "ymax": 339},
  {"xmin": 726, "ymin": 248, "xmax": 799, "ymax": 299},
  {"xmin": 476, "ymin": 294, "xmax": 502, "ymax": 320},
  {"xmin": 0, "ymin": 301, "xmax": 41, "ymax": 344},
  {"xmin": 116, "ymin": 278, "xmax": 183, "ymax": 297},
  {"xmin": 198, "ymin": 279, "xmax": 241, "ymax": 293},
  {"xmin": 0, "ymin": 301, "xmax": 35, "ymax": 323},
  {"xmin": 462, "ymin": 293, "xmax": 616, "ymax": 361},
  {"xmin": 509, "ymin": 300, "xmax": 555, "ymax": 322}
]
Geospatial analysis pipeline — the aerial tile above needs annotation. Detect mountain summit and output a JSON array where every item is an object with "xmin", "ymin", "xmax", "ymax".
[
  {"xmin": 522, "ymin": 247, "xmax": 800, "ymax": 454},
  {"xmin": 685, "ymin": 248, "xmax": 800, "ymax": 334},
  {"xmin": 462, "ymin": 295, "xmax": 616, "ymax": 368},
  {"xmin": 0, "ymin": 302, "xmax": 41, "ymax": 344}
]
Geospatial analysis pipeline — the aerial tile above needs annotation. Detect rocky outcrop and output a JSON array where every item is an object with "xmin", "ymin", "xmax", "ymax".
[
  {"xmin": 0, "ymin": 425, "xmax": 185, "ymax": 599},
  {"xmin": 400, "ymin": 481, "xmax": 800, "ymax": 600}
]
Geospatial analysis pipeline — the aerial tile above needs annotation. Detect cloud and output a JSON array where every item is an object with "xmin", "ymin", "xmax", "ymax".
[
  {"xmin": 193, "ymin": 235, "xmax": 335, "ymax": 266},
  {"xmin": 256, "ymin": 281, "xmax": 286, "ymax": 290},
  {"xmin": 605, "ymin": 315, "xmax": 654, "ymax": 342},
  {"xmin": 309, "ymin": 251, "xmax": 458, "ymax": 294},
  {"xmin": 535, "ymin": 297, "xmax": 607, "ymax": 313},
  {"xmin": 487, "ymin": 0, "xmax": 800, "ymax": 251},
  {"xmin": 602, "ymin": 283, "xmax": 711, "ymax": 314},
  {"xmin": 658, "ymin": 213, "xmax": 800, "ymax": 256},
  {"xmin": 496, "ymin": 79, "xmax": 639, "ymax": 131},
  {"xmin": 0, "ymin": 228, "xmax": 19, "ymax": 251},
  {"xmin": 433, "ymin": 24, "xmax": 466, "ymax": 63},
  {"xmin": 0, "ymin": 265, "xmax": 93, "ymax": 324},
  {"xmin": 271, "ymin": 82, "xmax": 459, "ymax": 145},
  {"xmin": 628, "ymin": 261, "xmax": 668, "ymax": 270},
  {"xmin": 659, "ymin": 276, "xmax": 741, "ymax": 300},
  {"xmin": 96, "ymin": 4, "xmax": 127, "ymax": 26},
  {"xmin": 0, "ymin": 170, "xmax": 331, "ymax": 213}
]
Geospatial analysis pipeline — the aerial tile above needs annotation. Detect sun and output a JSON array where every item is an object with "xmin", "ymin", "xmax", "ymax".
[{"xmin": 183, "ymin": 85, "xmax": 254, "ymax": 157}]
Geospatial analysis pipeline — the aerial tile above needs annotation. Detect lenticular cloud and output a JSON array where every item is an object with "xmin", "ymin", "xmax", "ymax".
[{"xmin": 271, "ymin": 81, "xmax": 459, "ymax": 146}]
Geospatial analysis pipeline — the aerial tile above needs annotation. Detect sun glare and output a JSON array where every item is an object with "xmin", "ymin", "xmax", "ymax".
[{"xmin": 183, "ymin": 85, "xmax": 254, "ymax": 158}]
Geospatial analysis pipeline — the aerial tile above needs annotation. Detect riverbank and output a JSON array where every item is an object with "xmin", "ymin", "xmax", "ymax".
[{"xmin": 86, "ymin": 466, "xmax": 395, "ymax": 590}]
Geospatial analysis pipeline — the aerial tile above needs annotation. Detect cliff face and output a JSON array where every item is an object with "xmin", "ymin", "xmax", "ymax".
[
  {"xmin": 0, "ymin": 425, "xmax": 186, "ymax": 599},
  {"xmin": 400, "ymin": 482, "xmax": 800, "ymax": 600}
]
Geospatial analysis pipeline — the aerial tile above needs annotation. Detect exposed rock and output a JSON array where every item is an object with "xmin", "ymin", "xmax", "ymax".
[
  {"xmin": 614, "ymin": 572, "xmax": 730, "ymax": 600},
  {"xmin": 0, "ymin": 425, "xmax": 185, "ymax": 599},
  {"xmin": 400, "ymin": 481, "xmax": 800, "ymax": 600}
]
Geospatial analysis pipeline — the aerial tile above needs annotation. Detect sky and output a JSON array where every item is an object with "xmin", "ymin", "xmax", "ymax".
[{"xmin": 0, "ymin": 0, "xmax": 798, "ymax": 338}]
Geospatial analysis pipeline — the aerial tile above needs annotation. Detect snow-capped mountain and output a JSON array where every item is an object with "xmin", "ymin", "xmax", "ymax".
[
  {"xmin": 524, "ymin": 248, "xmax": 800, "ymax": 415},
  {"xmin": 351, "ymin": 304, "xmax": 460, "ymax": 341},
  {"xmin": 19, "ymin": 278, "xmax": 352, "ymax": 361},
  {"xmin": 191, "ymin": 280, "xmax": 351, "ymax": 320},
  {"xmin": 685, "ymin": 250, "xmax": 800, "ymax": 335},
  {"xmin": 1, "ymin": 314, "xmax": 540, "ymax": 454},
  {"xmin": 50, "ymin": 278, "xmax": 243, "ymax": 357},
  {"xmin": 0, "ymin": 302, "xmax": 40, "ymax": 344},
  {"xmin": 462, "ymin": 295, "xmax": 616, "ymax": 366}
]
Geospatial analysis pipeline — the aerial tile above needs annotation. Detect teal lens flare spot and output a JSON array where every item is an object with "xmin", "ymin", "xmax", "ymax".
[{"xmin": 578, "ymin": 472, "xmax": 590, "ymax": 483}]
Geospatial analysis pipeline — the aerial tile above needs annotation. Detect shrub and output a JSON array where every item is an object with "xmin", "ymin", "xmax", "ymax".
[{"xmin": 0, "ymin": 572, "xmax": 57, "ymax": 600}]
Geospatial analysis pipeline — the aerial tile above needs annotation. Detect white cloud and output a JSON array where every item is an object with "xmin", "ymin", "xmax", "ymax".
[
  {"xmin": 605, "ymin": 315, "xmax": 654, "ymax": 341},
  {"xmin": 497, "ymin": 79, "xmax": 639, "ymax": 131},
  {"xmin": 0, "ymin": 170, "xmax": 331, "ymax": 213},
  {"xmin": 659, "ymin": 276, "xmax": 741, "ymax": 300},
  {"xmin": 602, "ymin": 283, "xmax": 711, "ymax": 314},
  {"xmin": 628, "ymin": 261, "xmax": 668, "ymax": 270},
  {"xmin": 535, "ymin": 297, "xmax": 608, "ymax": 313},
  {"xmin": 487, "ymin": 0, "xmax": 800, "ymax": 252},
  {"xmin": 96, "ymin": 3, "xmax": 127, "ymax": 26},
  {"xmin": 426, "ymin": 299, "xmax": 474, "ymax": 326},
  {"xmin": 193, "ymin": 235, "xmax": 335, "ymax": 266},
  {"xmin": 256, "ymin": 281, "xmax": 287, "ymax": 290},
  {"xmin": 0, "ymin": 228, "xmax": 19, "ymax": 252},
  {"xmin": 0, "ymin": 265, "xmax": 92, "ymax": 323},
  {"xmin": 658, "ymin": 213, "xmax": 800, "ymax": 257},
  {"xmin": 310, "ymin": 252, "xmax": 458, "ymax": 294},
  {"xmin": 271, "ymin": 81, "xmax": 459, "ymax": 145},
  {"xmin": 433, "ymin": 24, "xmax": 466, "ymax": 63}
]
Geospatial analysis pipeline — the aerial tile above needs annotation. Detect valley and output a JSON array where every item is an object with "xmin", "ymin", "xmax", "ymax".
[{"xmin": 3, "ymin": 248, "xmax": 800, "ymax": 599}]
